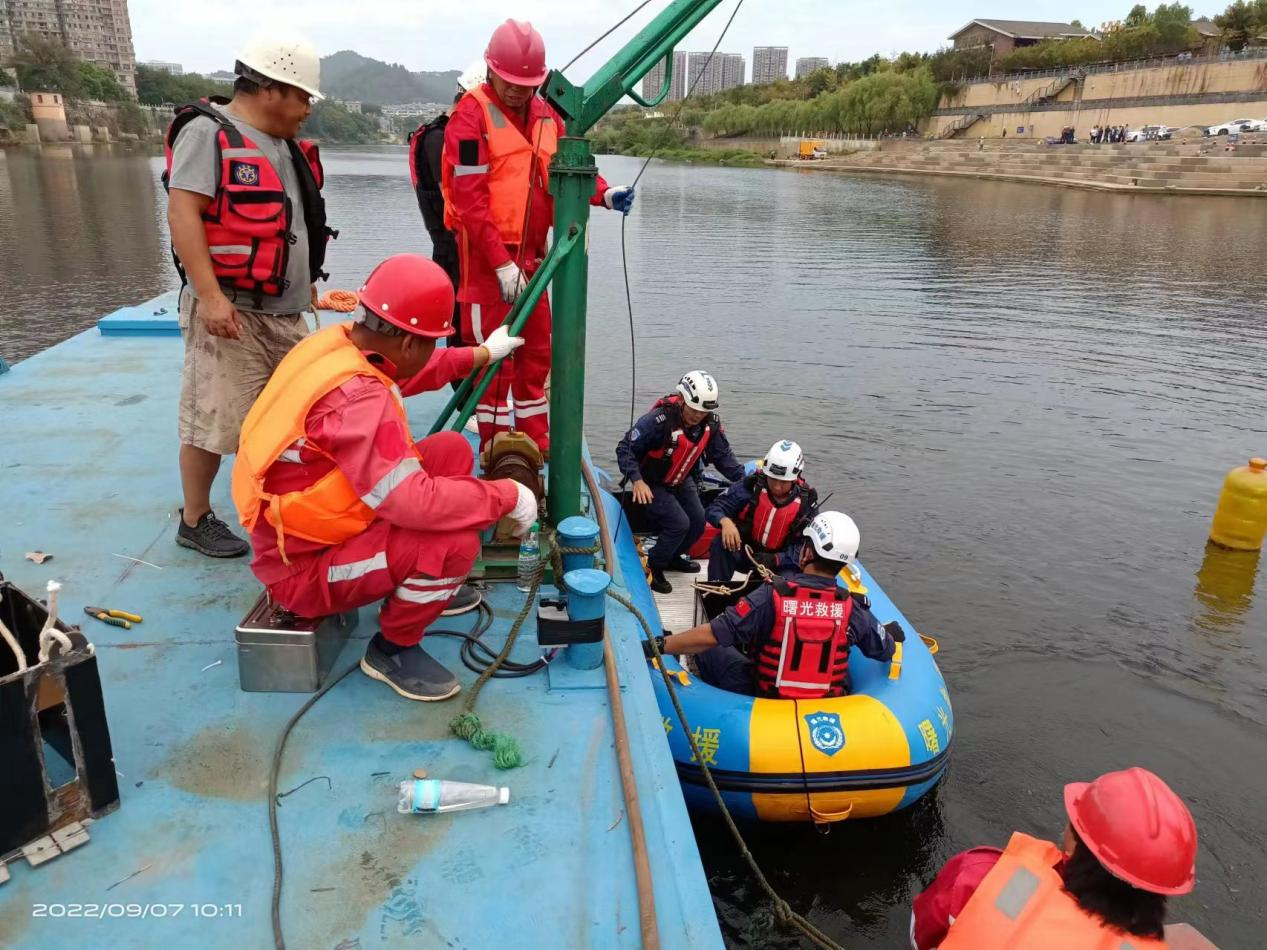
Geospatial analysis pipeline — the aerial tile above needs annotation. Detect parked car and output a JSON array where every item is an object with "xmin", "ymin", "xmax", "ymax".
[
  {"xmin": 1127, "ymin": 125, "xmax": 1172, "ymax": 142},
  {"xmin": 1206, "ymin": 118, "xmax": 1260, "ymax": 135}
]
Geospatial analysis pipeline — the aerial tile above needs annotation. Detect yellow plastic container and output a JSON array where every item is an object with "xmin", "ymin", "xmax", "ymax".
[{"xmin": 1209, "ymin": 458, "xmax": 1267, "ymax": 551}]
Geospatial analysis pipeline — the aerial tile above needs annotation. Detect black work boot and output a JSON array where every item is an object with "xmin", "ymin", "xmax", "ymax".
[
  {"xmin": 360, "ymin": 635, "xmax": 460, "ymax": 702},
  {"xmin": 176, "ymin": 508, "xmax": 250, "ymax": 558},
  {"xmin": 441, "ymin": 584, "xmax": 482, "ymax": 617},
  {"xmin": 667, "ymin": 554, "xmax": 701, "ymax": 574},
  {"xmin": 649, "ymin": 567, "xmax": 673, "ymax": 595}
]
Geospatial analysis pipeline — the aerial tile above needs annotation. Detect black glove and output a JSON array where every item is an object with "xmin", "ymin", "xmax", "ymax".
[
  {"xmin": 642, "ymin": 635, "xmax": 667, "ymax": 658},
  {"xmin": 883, "ymin": 620, "xmax": 906, "ymax": 643}
]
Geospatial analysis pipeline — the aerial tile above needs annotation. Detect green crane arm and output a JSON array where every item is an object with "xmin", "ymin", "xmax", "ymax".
[{"xmin": 543, "ymin": 0, "xmax": 728, "ymax": 135}]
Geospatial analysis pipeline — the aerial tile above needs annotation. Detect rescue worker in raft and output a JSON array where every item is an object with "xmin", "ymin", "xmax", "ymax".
[
  {"xmin": 911, "ymin": 767, "xmax": 1208, "ymax": 950},
  {"xmin": 165, "ymin": 37, "xmax": 336, "ymax": 559},
  {"xmin": 441, "ymin": 19, "xmax": 635, "ymax": 454},
  {"xmin": 704, "ymin": 439, "xmax": 820, "ymax": 582},
  {"xmin": 644, "ymin": 512, "xmax": 901, "ymax": 697},
  {"xmin": 232, "ymin": 255, "xmax": 538, "ymax": 703},
  {"xmin": 617, "ymin": 371, "xmax": 747, "ymax": 594}
]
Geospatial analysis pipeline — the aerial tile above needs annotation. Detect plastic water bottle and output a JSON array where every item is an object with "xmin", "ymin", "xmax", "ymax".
[
  {"xmin": 397, "ymin": 779, "xmax": 510, "ymax": 815},
  {"xmin": 517, "ymin": 521, "xmax": 541, "ymax": 591}
]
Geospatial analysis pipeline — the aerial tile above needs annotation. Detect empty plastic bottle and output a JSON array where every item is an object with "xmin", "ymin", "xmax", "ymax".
[
  {"xmin": 1209, "ymin": 458, "xmax": 1267, "ymax": 551},
  {"xmin": 517, "ymin": 521, "xmax": 541, "ymax": 591},
  {"xmin": 397, "ymin": 779, "xmax": 510, "ymax": 814}
]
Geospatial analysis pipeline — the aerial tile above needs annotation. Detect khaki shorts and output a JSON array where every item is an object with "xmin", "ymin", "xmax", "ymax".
[{"xmin": 178, "ymin": 290, "xmax": 310, "ymax": 456}]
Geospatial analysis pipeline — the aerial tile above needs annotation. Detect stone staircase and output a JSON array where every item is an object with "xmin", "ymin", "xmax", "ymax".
[{"xmin": 806, "ymin": 140, "xmax": 1267, "ymax": 193}]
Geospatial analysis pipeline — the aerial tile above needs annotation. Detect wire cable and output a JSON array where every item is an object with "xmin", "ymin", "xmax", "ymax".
[
  {"xmin": 428, "ymin": 601, "xmax": 553, "ymax": 678},
  {"xmin": 561, "ymin": 0, "xmax": 657, "ymax": 74}
]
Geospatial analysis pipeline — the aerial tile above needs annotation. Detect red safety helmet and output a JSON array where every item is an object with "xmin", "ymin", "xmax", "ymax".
[
  {"xmin": 1064, "ymin": 767, "xmax": 1197, "ymax": 895},
  {"xmin": 485, "ymin": 19, "xmax": 549, "ymax": 87},
  {"xmin": 357, "ymin": 254, "xmax": 455, "ymax": 338}
]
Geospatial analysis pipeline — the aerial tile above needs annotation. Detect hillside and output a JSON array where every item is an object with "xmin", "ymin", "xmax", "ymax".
[{"xmin": 320, "ymin": 50, "xmax": 459, "ymax": 105}]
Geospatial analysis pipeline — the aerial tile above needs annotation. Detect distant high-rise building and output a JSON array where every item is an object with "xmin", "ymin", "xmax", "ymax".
[
  {"xmin": 0, "ymin": 0, "xmax": 137, "ymax": 94},
  {"xmin": 752, "ymin": 46, "xmax": 788, "ymax": 85},
  {"xmin": 142, "ymin": 60, "xmax": 183, "ymax": 75},
  {"xmin": 686, "ymin": 51, "xmax": 744, "ymax": 97},
  {"xmin": 208, "ymin": 70, "xmax": 237, "ymax": 83},
  {"xmin": 641, "ymin": 50, "xmax": 687, "ymax": 102},
  {"xmin": 795, "ymin": 56, "xmax": 830, "ymax": 79}
]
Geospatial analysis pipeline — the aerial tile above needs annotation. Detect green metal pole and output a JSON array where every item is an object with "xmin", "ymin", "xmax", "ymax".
[{"xmin": 545, "ymin": 136, "xmax": 598, "ymax": 523}]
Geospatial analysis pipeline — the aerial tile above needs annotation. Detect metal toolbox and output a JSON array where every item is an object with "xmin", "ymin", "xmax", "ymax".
[{"xmin": 234, "ymin": 593, "xmax": 358, "ymax": 693}]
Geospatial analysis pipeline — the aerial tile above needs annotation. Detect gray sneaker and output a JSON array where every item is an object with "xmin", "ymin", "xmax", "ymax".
[
  {"xmin": 360, "ymin": 640, "xmax": 460, "ymax": 702},
  {"xmin": 441, "ymin": 584, "xmax": 482, "ymax": 617},
  {"xmin": 176, "ymin": 509, "xmax": 250, "ymax": 558}
]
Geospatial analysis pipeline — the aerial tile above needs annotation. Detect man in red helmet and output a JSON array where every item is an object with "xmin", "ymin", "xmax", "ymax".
[
  {"xmin": 911, "ymin": 766, "xmax": 1212, "ymax": 949},
  {"xmin": 441, "ymin": 18, "xmax": 635, "ymax": 456},
  {"xmin": 232, "ymin": 254, "xmax": 539, "ymax": 702}
]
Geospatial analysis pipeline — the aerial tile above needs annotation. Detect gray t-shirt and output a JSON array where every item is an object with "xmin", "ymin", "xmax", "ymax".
[{"xmin": 167, "ymin": 103, "xmax": 311, "ymax": 314}]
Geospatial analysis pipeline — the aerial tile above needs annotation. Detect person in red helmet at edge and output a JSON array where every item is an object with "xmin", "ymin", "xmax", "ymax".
[
  {"xmin": 441, "ymin": 19, "xmax": 635, "ymax": 456},
  {"xmin": 232, "ymin": 255, "xmax": 538, "ymax": 703},
  {"xmin": 911, "ymin": 766, "xmax": 1215, "ymax": 950}
]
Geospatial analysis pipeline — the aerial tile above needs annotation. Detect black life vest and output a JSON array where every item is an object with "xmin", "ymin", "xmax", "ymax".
[
  {"xmin": 738, "ymin": 474, "xmax": 812, "ymax": 552},
  {"xmin": 756, "ymin": 578, "xmax": 853, "ymax": 699},
  {"xmin": 408, "ymin": 113, "xmax": 448, "ymax": 236},
  {"xmin": 162, "ymin": 98, "xmax": 335, "ymax": 305},
  {"xmin": 641, "ymin": 394, "xmax": 720, "ymax": 488}
]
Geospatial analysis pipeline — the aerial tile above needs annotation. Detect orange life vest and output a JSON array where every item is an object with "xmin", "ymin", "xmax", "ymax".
[
  {"xmin": 231, "ymin": 323, "xmax": 413, "ymax": 562},
  {"xmin": 941, "ymin": 832, "xmax": 1169, "ymax": 950},
  {"xmin": 440, "ymin": 84, "xmax": 559, "ymax": 244}
]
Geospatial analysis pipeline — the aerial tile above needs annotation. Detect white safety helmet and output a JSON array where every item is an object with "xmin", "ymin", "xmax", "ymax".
[
  {"xmin": 676, "ymin": 370, "xmax": 720, "ymax": 412},
  {"xmin": 802, "ymin": 511, "xmax": 860, "ymax": 565},
  {"xmin": 237, "ymin": 37, "xmax": 323, "ymax": 100},
  {"xmin": 457, "ymin": 58, "xmax": 487, "ymax": 93},
  {"xmin": 763, "ymin": 440, "xmax": 804, "ymax": 482}
]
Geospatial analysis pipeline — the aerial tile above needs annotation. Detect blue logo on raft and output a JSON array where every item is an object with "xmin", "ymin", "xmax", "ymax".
[{"xmin": 804, "ymin": 712, "xmax": 845, "ymax": 757}]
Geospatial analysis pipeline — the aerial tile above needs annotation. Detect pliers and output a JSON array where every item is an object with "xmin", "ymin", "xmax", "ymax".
[{"xmin": 83, "ymin": 606, "xmax": 143, "ymax": 629}]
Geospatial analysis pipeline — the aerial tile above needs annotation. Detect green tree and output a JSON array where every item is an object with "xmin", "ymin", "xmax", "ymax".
[
  {"xmin": 0, "ymin": 97, "xmax": 31, "ymax": 131},
  {"xmin": 1126, "ymin": 4, "xmax": 1150, "ymax": 26},
  {"xmin": 8, "ymin": 34, "xmax": 82, "ymax": 97},
  {"xmin": 135, "ymin": 65, "xmax": 232, "ymax": 106},
  {"xmin": 1214, "ymin": 0, "xmax": 1267, "ymax": 49},
  {"xmin": 78, "ymin": 62, "xmax": 127, "ymax": 101},
  {"xmin": 0, "ymin": 68, "xmax": 14, "ymax": 87}
]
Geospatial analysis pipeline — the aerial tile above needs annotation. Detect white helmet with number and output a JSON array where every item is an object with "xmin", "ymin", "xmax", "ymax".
[
  {"xmin": 763, "ymin": 440, "xmax": 803, "ymax": 481},
  {"xmin": 237, "ymin": 37, "xmax": 323, "ymax": 100},
  {"xmin": 676, "ymin": 370, "xmax": 719, "ymax": 412},
  {"xmin": 457, "ymin": 58, "xmax": 487, "ymax": 93},
  {"xmin": 802, "ymin": 511, "xmax": 860, "ymax": 565}
]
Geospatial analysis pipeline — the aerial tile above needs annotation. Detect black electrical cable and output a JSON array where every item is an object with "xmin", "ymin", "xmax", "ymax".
[{"xmin": 428, "ymin": 600, "xmax": 553, "ymax": 678}]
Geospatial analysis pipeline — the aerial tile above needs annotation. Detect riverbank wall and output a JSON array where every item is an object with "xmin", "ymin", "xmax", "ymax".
[
  {"xmin": 928, "ymin": 54, "xmax": 1267, "ymax": 140},
  {"xmin": 770, "ymin": 139, "xmax": 1267, "ymax": 196}
]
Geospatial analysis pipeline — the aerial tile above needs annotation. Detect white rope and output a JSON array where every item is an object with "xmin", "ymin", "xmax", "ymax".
[
  {"xmin": 37, "ymin": 580, "xmax": 73, "ymax": 663},
  {"xmin": 0, "ymin": 589, "xmax": 27, "ymax": 674}
]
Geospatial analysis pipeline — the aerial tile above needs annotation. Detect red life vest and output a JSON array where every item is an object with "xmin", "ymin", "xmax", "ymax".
[
  {"xmin": 162, "ymin": 98, "xmax": 334, "ymax": 305},
  {"xmin": 740, "ymin": 475, "xmax": 810, "ymax": 552},
  {"xmin": 756, "ymin": 579, "xmax": 853, "ymax": 699},
  {"xmin": 642, "ymin": 395, "xmax": 719, "ymax": 488}
]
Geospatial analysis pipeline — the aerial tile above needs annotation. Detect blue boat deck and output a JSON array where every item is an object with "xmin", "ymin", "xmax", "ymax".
[{"xmin": 0, "ymin": 294, "xmax": 721, "ymax": 949}]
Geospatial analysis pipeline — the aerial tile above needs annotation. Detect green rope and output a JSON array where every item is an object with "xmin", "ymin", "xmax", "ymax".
[{"xmin": 606, "ymin": 587, "xmax": 848, "ymax": 950}]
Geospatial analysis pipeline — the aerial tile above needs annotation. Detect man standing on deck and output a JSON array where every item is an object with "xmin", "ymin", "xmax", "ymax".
[
  {"xmin": 704, "ymin": 439, "xmax": 820, "ymax": 582},
  {"xmin": 164, "ymin": 38, "xmax": 335, "ymax": 559},
  {"xmin": 644, "ymin": 512, "xmax": 899, "ymax": 697},
  {"xmin": 616, "ymin": 371, "xmax": 747, "ymax": 594},
  {"xmin": 441, "ymin": 18, "xmax": 636, "ymax": 455},
  {"xmin": 232, "ymin": 255, "xmax": 538, "ymax": 702},
  {"xmin": 407, "ymin": 59, "xmax": 486, "ymax": 356}
]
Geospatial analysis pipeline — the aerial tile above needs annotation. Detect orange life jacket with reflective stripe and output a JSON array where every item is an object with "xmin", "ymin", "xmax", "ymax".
[
  {"xmin": 231, "ymin": 323, "xmax": 413, "ymax": 562},
  {"xmin": 941, "ymin": 832, "xmax": 1169, "ymax": 950},
  {"xmin": 440, "ymin": 84, "xmax": 559, "ymax": 243}
]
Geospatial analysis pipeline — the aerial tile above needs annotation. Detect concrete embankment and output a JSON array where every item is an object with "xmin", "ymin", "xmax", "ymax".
[{"xmin": 770, "ymin": 139, "xmax": 1267, "ymax": 197}]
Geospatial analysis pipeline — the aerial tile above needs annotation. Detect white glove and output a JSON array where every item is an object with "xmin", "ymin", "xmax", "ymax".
[
  {"xmin": 507, "ymin": 481, "xmax": 538, "ymax": 538},
  {"xmin": 495, "ymin": 261, "xmax": 528, "ymax": 304},
  {"xmin": 481, "ymin": 325, "xmax": 525, "ymax": 362}
]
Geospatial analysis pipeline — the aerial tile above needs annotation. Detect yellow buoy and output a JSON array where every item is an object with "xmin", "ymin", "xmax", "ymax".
[{"xmin": 1209, "ymin": 458, "xmax": 1267, "ymax": 551}]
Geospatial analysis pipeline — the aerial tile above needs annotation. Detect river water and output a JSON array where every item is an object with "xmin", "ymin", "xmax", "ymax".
[{"xmin": 2, "ymin": 145, "xmax": 1264, "ymax": 946}]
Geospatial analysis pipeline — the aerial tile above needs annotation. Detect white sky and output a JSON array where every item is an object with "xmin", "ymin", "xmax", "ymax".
[{"xmin": 132, "ymin": 0, "xmax": 1159, "ymax": 78}]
